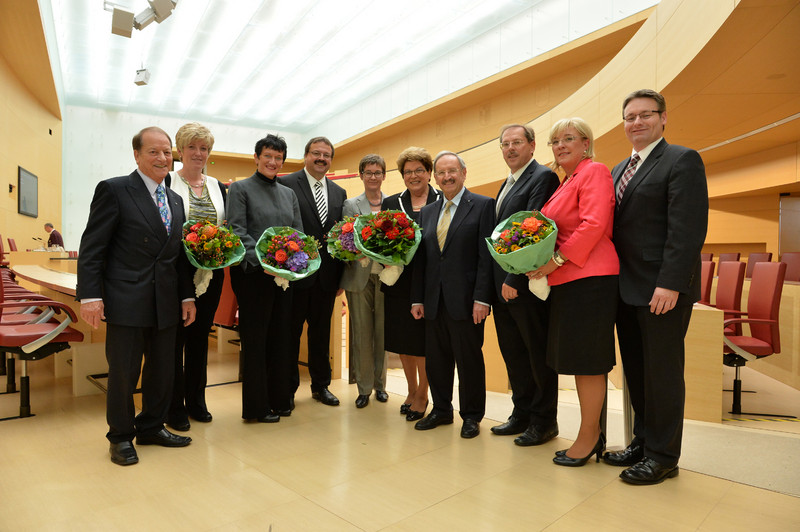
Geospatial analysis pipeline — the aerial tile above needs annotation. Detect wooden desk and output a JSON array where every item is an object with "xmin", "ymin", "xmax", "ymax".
[{"xmin": 10, "ymin": 264, "xmax": 108, "ymax": 397}]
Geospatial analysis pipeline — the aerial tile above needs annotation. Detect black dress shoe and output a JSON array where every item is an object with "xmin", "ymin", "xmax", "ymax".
[
  {"xmin": 602, "ymin": 438, "xmax": 645, "ymax": 466},
  {"xmin": 490, "ymin": 416, "xmax": 528, "ymax": 436},
  {"xmin": 289, "ymin": 396, "xmax": 295, "ymax": 411},
  {"xmin": 355, "ymin": 394, "xmax": 370, "ymax": 408},
  {"xmin": 461, "ymin": 419, "xmax": 480, "ymax": 439},
  {"xmin": 272, "ymin": 409, "xmax": 292, "ymax": 417},
  {"xmin": 110, "ymin": 441, "xmax": 139, "ymax": 466},
  {"xmin": 414, "ymin": 411, "xmax": 454, "ymax": 430},
  {"xmin": 167, "ymin": 419, "xmax": 191, "ymax": 432},
  {"xmin": 514, "ymin": 422, "xmax": 559, "ymax": 446},
  {"xmin": 620, "ymin": 457, "xmax": 679, "ymax": 485},
  {"xmin": 406, "ymin": 400, "xmax": 428, "ymax": 422},
  {"xmin": 375, "ymin": 390, "xmax": 389, "ymax": 403},
  {"xmin": 136, "ymin": 428, "xmax": 192, "ymax": 447},
  {"xmin": 189, "ymin": 411, "xmax": 213, "ymax": 423},
  {"xmin": 400, "ymin": 403, "xmax": 411, "ymax": 415},
  {"xmin": 553, "ymin": 433, "xmax": 606, "ymax": 467},
  {"xmin": 312, "ymin": 388, "xmax": 340, "ymax": 406},
  {"xmin": 257, "ymin": 413, "xmax": 280, "ymax": 423}
]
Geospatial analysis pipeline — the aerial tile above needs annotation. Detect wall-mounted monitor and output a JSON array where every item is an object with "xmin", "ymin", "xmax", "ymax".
[{"xmin": 18, "ymin": 166, "xmax": 38, "ymax": 218}]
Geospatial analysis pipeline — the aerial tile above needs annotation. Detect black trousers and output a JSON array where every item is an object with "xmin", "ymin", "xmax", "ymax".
[
  {"xmin": 616, "ymin": 298, "xmax": 693, "ymax": 467},
  {"xmin": 493, "ymin": 293, "xmax": 557, "ymax": 426},
  {"xmin": 230, "ymin": 268, "xmax": 293, "ymax": 419},
  {"xmin": 425, "ymin": 297, "xmax": 486, "ymax": 422},
  {"xmin": 288, "ymin": 282, "xmax": 337, "ymax": 393},
  {"xmin": 169, "ymin": 268, "xmax": 224, "ymax": 422},
  {"xmin": 105, "ymin": 322, "xmax": 176, "ymax": 443}
]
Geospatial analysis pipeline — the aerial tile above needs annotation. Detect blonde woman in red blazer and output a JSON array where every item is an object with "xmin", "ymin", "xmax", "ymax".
[{"xmin": 528, "ymin": 117, "xmax": 619, "ymax": 467}]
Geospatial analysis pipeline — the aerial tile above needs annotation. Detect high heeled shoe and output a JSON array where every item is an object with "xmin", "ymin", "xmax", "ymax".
[
  {"xmin": 405, "ymin": 401, "xmax": 428, "ymax": 422},
  {"xmin": 553, "ymin": 433, "xmax": 606, "ymax": 467},
  {"xmin": 400, "ymin": 403, "xmax": 411, "ymax": 415}
]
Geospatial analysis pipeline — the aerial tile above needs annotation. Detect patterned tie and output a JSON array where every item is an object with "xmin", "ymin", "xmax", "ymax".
[
  {"xmin": 156, "ymin": 184, "xmax": 171, "ymax": 234},
  {"xmin": 314, "ymin": 180, "xmax": 327, "ymax": 225},
  {"xmin": 495, "ymin": 174, "xmax": 515, "ymax": 216},
  {"xmin": 616, "ymin": 153, "xmax": 640, "ymax": 203},
  {"xmin": 437, "ymin": 200, "xmax": 454, "ymax": 250}
]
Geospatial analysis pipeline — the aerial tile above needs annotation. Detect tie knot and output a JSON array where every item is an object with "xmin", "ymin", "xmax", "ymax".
[
  {"xmin": 630, "ymin": 154, "xmax": 640, "ymax": 165},
  {"xmin": 445, "ymin": 200, "xmax": 454, "ymax": 209},
  {"xmin": 315, "ymin": 180, "xmax": 322, "ymax": 189}
]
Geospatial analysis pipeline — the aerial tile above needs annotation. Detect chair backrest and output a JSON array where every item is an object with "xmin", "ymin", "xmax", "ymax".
[
  {"xmin": 781, "ymin": 252, "xmax": 800, "ymax": 282},
  {"xmin": 213, "ymin": 268, "xmax": 238, "ymax": 329},
  {"xmin": 7, "ymin": 238, "xmax": 17, "ymax": 252},
  {"xmin": 700, "ymin": 252, "xmax": 713, "ymax": 262},
  {"xmin": 745, "ymin": 261, "xmax": 786, "ymax": 352},
  {"xmin": 719, "ymin": 252, "xmax": 741, "ymax": 262},
  {"xmin": 699, "ymin": 260, "xmax": 715, "ymax": 305},
  {"xmin": 745, "ymin": 252, "xmax": 772, "ymax": 279},
  {"xmin": 716, "ymin": 260, "xmax": 746, "ymax": 335}
]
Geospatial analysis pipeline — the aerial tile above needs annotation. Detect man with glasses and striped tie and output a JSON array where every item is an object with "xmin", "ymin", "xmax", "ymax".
[
  {"xmin": 410, "ymin": 151, "xmax": 495, "ymax": 439},
  {"xmin": 281, "ymin": 137, "xmax": 347, "ymax": 408}
]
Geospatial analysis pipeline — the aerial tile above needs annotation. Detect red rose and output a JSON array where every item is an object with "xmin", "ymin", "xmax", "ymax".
[
  {"xmin": 185, "ymin": 232, "xmax": 199, "ymax": 243},
  {"xmin": 379, "ymin": 219, "xmax": 394, "ymax": 231},
  {"xmin": 397, "ymin": 217, "xmax": 409, "ymax": 228},
  {"xmin": 361, "ymin": 226, "xmax": 373, "ymax": 240},
  {"xmin": 342, "ymin": 222, "xmax": 354, "ymax": 233},
  {"xmin": 288, "ymin": 240, "xmax": 300, "ymax": 252},
  {"xmin": 191, "ymin": 222, "xmax": 204, "ymax": 232},
  {"xmin": 386, "ymin": 228, "xmax": 400, "ymax": 240},
  {"xmin": 404, "ymin": 227, "xmax": 415, "ymax": 239},
  {"xmin": 275, "ymin": 249, "xmax": 288, "ymax": 263}
]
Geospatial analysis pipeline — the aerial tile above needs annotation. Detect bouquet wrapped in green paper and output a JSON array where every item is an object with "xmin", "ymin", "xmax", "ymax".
[
  {"xmin": 182, "ymin": 220, "xmax": 245, "ymax": 296},
  {"xmin": 256, "ymin": 226, "xmax": 321, "ymax": 289},
  {"xmin": 353, "ymin": 210, "xmax": 422, "ymax": 285}
]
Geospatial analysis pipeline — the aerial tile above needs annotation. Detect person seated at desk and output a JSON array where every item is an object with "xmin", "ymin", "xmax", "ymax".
[{"xmin": 44, "ymin": 223, "xmax": 64, "ymax": 249}]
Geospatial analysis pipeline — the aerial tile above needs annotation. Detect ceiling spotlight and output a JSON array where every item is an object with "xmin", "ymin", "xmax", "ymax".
[
  {"xmin": 134, "ymin": 68, "xmax": 151, "ymax": 86},
  {"xmin": 110, "ymin": 0, "xmax": 178, "ymax": 38}
]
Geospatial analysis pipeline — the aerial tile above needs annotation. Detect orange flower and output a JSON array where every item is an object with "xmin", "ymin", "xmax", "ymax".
[
  {"xmin": 288, "ymin": 240, "xmax": 300, "ymax": 252},
  {"xmin": 275, "ymin": 249, "xmax": 288, "ymax": 263}
]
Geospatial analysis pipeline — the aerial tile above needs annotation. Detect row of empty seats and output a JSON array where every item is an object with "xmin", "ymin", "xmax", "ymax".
[
  {"xmin": 1, "ymin": 234, "xmax": 84, "ymax": 420},
  {"xmin": 698, "ymin": 256, "xmax": 790, "ymax": 417},
  {"xmin": 699, "ymin": 251, "xmax": 800, "ymax": 281}
]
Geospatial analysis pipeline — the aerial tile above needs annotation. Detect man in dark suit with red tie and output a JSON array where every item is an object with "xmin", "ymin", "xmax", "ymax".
[
  {"xmin": 77, "ymin": 127, "xmax": 197, "ymax": 466},
  {"xmin": 490, "ymin": 125, "xmax": 561, "ymax": 446},
  {"xmin": 411, "ymin": 151, "xmax": 495, "ymax": 439},
  {"xmin": 280, "ymin": 137, "xmax": 347, "ymax": 407},
  {"xmin": 605, "ymin": 89, "xmax": 708, "ymax": 484}
]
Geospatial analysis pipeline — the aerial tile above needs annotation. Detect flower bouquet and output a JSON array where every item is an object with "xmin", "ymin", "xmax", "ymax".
[
  {"xmin": 256, "ymin": 226, "xmax": 321, "ymax": 290},
  {"xmin": 325, "ymin": 216, "xmax": 367, "ymax": 267},
  {"xmin": 485, "ymin": 211, "xmax": 558, "ymax": 299},
  {"xmin": 353, "ymin": 210, "xmax": 422, "ymax": 285},
  {"xmin": 182, "ymin": 220, "xmax": 245, "ymax": 296}
]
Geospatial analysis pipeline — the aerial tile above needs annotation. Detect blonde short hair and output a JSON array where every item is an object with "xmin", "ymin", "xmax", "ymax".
[
  {"xmin": 396, "ymin": 146, "xmax": 433, "ymax": 174},
  {"xmin": 548, "ymin": 117, "xmax": 594, "ymax": 171},
  {"xmin": 175, "ymin": 122, "xmax": 215, "ymax": 154}
]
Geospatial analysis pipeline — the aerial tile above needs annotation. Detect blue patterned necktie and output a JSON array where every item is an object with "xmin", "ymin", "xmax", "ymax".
[{"xmin": 156, "ymin": 184, "xmax": 171, "ymax": 234}]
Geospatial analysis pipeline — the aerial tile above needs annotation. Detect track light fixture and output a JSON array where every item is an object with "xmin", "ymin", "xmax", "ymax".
[{"xmin": 110, "ymin": 0, "xmax": 178, "ymax": 38}]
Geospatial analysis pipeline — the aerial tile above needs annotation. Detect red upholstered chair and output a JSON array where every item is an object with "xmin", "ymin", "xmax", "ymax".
[
  {"xmin": 713, "ymin": 260, "xmax": 746, "ymax": 336},
  {"xmin": 6, "ymin": 238, "xmax": 17, "ymax": 252},
  {"xmin": 0, "ymin": 235, "xmax": 9, "ymax": 267},
  {"xmin": 719, "ymin": 252, "xmax": 740, "ymax": 262},
  {"xmin": 722, "ymin": 261, "xmax": 789, "ymax": 416},
  {"xmin": 745, "ymin": 252, "xmax": 772, "ymax": 279},
  {"xmin": 700, "ymin": 252, "xmax": 713, "ymax": 262},
  {"xmin": 699, "ymin": 260, "xmax": 715, "ymax": 305},
  {"xmin": 781, "ymin": 252, "xmax": 800, "ymax": 282}
]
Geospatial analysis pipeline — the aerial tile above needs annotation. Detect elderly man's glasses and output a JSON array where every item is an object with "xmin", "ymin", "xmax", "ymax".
[
  {"xmin": 623, "ymin": 110, "xmax": 661, "ymax": 123},
  {"xmin": 500, "ymin": 139, "xmax": 528, "ymax": 150},
  {"xmin": 403, "ymin": 168, "xmax": 428, "ymax": 177}
]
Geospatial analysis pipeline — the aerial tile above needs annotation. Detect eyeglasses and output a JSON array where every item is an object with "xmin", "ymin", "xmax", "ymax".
[
  {"xmin": 623, "ymin": 110, "xmax": 661, "ymax": 123},
  {"xmin": 500, "ymin": 139, "xmax": 528, "ymax": 150},
  {"xmin": 362, "ymin": 171, "xmax": 384, "ymax": 178},
  {"xmin": 547, "ymin": 135, "xmax": 582, "ymax": 147},
  {"xmin": 309, "ymin": 150, "xmax": 332, "ymax": 160},
  {"xmin": 435, "ymin": 168, "xmax": 461, "ymax": 178},
  {"xmin": 403, "ymin": 168, "xmax": 428, "ymax": 177}
]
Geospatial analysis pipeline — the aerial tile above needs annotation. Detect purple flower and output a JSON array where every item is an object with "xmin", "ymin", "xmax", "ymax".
[
  {"xmin": 340, "ymin": 231, "xmax": 357, "ymax": 252},
  {"xmin": 286, "ymin": 251, "xmax": 309, "ymax": 272}
]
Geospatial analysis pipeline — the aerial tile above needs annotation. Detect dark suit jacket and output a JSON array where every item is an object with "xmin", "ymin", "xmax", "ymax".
[
  {"xmin": 412, "ymin": 188, "xmax": 495, "ymax": 321},
  {"xmin": 612, "ymin": 139, "xmax": 708, "ymax": 307},
  {"xmin": 280, "ymin": 170, "xmax": 347, "ymax": 292},
  {"xmin": 491, "ymin": 159, "xmax": 559, "ymax": 299},
  {"xmin": 76, "ymin": 171, "xmax": 193, "ymax": 329}
]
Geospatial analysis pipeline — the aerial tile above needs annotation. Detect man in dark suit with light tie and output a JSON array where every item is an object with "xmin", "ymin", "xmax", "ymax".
[
  {"xmin": 280, "ymin": 137, "xmax": 347, "ymax": 407},
  {"xmin": 490, "ymin": 124, "xmax": 561, "ymax": 446},
  {"xmin": 605, "ymin": 89, "xmax": 708, "ymax": 485},
  {"xmin": 77, "ymin": 126, "xmax": 197, "ymax": 466},
  {"xmin": 411, "ymin": 151, "xmax": 495, "ymax": 439}
]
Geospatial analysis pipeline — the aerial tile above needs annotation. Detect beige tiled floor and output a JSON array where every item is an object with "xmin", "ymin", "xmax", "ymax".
[{"xmin": 1, "ymin": 340, "xmax": 799, "ymax": 531}]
